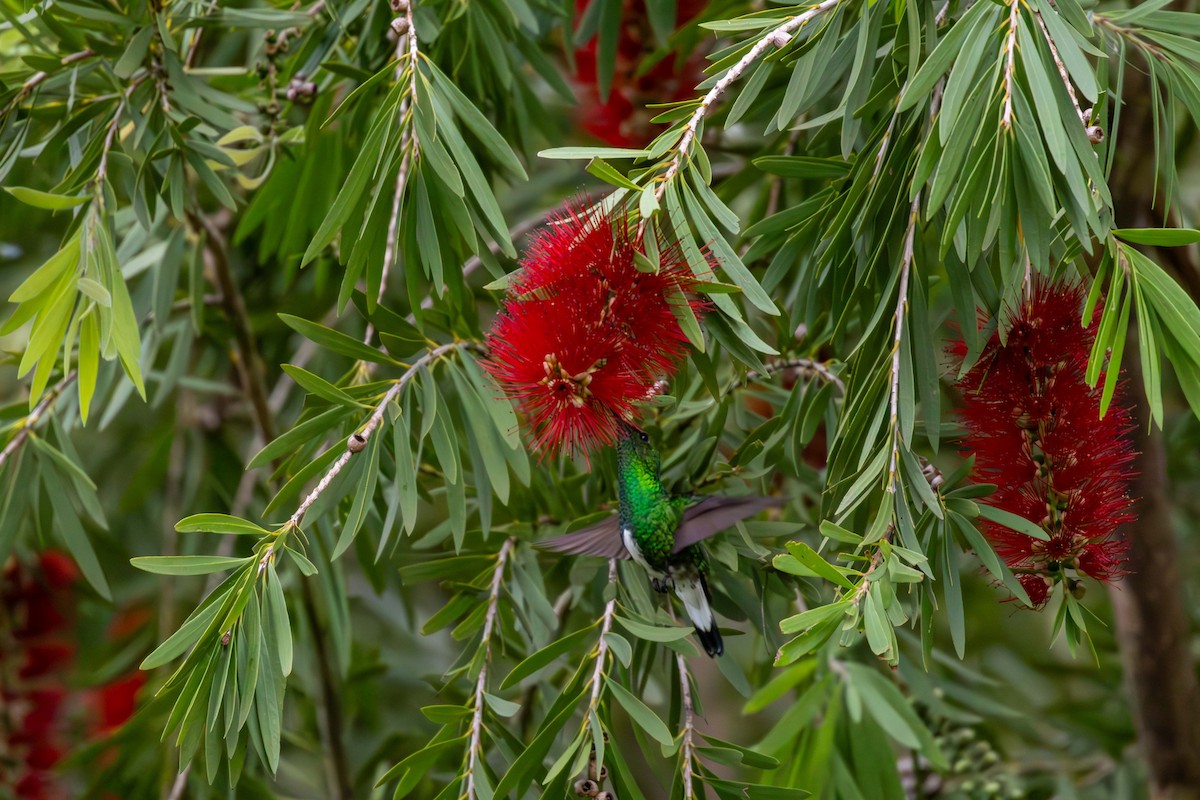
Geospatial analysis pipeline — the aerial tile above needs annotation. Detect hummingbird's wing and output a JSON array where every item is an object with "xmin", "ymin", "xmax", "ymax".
[
  {"xmin": 672, "ymin": 496, "xmax": 785, "ymax": 553},
  {"xmin": 537, "ymin": 496, "xmax": 785, "ymax": 559},
  {"xmin": 536, "ymin": 515, "xmax": 630, "ymax": 559}
]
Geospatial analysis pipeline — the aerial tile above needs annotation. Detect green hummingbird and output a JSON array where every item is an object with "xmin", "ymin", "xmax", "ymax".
[{"xmin": 541, "ymin": 422, "xmax": 782, "ymax": 657}]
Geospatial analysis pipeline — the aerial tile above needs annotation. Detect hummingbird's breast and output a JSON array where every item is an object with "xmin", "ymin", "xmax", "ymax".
[{"xmin": 620, "ymin": 495, "xmax": 681, "ymax": 570}]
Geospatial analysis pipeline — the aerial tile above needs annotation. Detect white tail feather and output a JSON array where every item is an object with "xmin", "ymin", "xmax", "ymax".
[{"xmin": 675, "ymin": 579, "xmax": 713, "ymax": 630}]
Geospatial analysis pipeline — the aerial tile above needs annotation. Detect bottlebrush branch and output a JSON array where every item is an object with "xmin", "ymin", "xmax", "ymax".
[{"xmin": 955, "ymin": 281, "xmax": 1137, "ymax": 608}]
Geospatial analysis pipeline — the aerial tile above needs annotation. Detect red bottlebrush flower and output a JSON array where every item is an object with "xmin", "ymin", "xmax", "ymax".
[
  {"xmin": 36, "ymin": 552, "xmax": 78, "ymax": 588},
  {"xmin": 19, "ymin": 642, "xmax": 76, "ymax": 681},
  {"xmin": 484, "ymin": 202, "xmax": 708, "ymax": 456},
  {"xmin": 90, "ymin": 672, "xmax": 147, "ymax": 733},
  {"xmin": 573, "ymin": 0, "xmax": 708, "ymax": 147},
  {"xmin": 2, "ymin": 552, "xmax": 77, "ymax": 799},
  {"xmin": 15, "ymin": 690, "xmax": 67, "ymax": 742},
  {"xmin": 955, "ymin": 280, "xmax": 1137, "ymax": 604}
]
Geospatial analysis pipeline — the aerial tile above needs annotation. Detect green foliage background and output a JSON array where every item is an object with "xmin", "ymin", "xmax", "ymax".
[{"xmin": 2, "ymin": 0, "xmax": 1199, "ymax": 798}]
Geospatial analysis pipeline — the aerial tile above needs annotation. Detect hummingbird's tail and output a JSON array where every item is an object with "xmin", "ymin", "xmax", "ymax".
[{"xmin": 675, "ymin": 574, "xmax": 723, "ymax": 657}]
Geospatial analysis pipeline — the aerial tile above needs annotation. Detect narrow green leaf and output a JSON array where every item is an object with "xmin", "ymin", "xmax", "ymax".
[
  {"xmin": 278, "ymin": 314, "xmax": 398, "ymax": 365},
  {"xmin": 4, "ymin": 186, "xmax": 91, "ymax": 210},
  {"xmin": 975, "ymin": 502, "xmax": 1050, "ymax": 541},
  {"xmin": 783, "ymin": 541, "xmax": 857, "ymax": 590},
  {"xmin": 247, "ymin": 406, "xmax": 352, "ymax": 470},
  {"xmin": 140, "ymin": 571, "xmax": 240, "ymax": 670},
  {"xmin": 1114, "ymin": 227, "xmax": 1200, "ymax": 246},
  {"xmin": 538, "ymin": 146, "xmax": 650, "ymax": 159},
  {"xmin": 131, "ymin": 555, "xmax": 254, "ymax": 576},
  {"xmin": 42, "ymin": 469, "xmax": 111, "ymax": 600},
  {"xmin": 615, "ymin": 615, "xmax": 694, "ymax": 643},
  {"xmin": 752, "ymin": 156, "xmax": 851, "ymax": 179},
  {"xmin": 586, "ymin": 157, "xmax": 641, "ymax": 190},
  {"xmin": 176, "ymin": 514, "xmax": 271, "ymax": 536},
  {"xmin": 604, "ymin": 677, "xmax": 674, "ymax": 747},
  {"xmin": 779, "ymin": 601, "xmax": 850, "ymax": 635},
  {"xmin": 264, "ymin": 563, "xmax": 292, "ymax": 676},
  {"xmin": 501, "ymin": 624, "xmax": 598, "ymax": 690},
  {"xmin": 281, "ymin": 364, "xmax": 362, "ymax": 407}
]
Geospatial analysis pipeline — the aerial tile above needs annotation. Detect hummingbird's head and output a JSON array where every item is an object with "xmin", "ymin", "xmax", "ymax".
[{"xmin": 616, "ymin": 419, "xmax": 659, "ymax": 470}]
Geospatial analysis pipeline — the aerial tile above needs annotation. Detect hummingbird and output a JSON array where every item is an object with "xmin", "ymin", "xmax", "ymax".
[{"xmin": 540, "ymin": 422, "xmax": 782, "ymax": 657}]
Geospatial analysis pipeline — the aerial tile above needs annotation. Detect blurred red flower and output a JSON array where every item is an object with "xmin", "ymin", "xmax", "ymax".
[
  {"xmin": 573, "ymin": 0, "xmax": 708, "ymax": 147},
  {"xmin": 955, "ymin": 281, "xmax": 1136, "ymax": 605},
  {"xmin": 3, "ymin": 552, "xmax": 148, "ymax": 797},
  {"xmin": 3, "ymin": 553, "xmax": 77, "ymax": 799},
  {"xmin": 91, "ymin": 672, "xmax": 147, "ymax": 734},
  {"xmin": 484, "ymin": 202, "xmax": 707, "ymax": 456}
]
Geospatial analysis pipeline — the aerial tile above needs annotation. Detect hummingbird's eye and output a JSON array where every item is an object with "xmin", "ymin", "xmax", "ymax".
[{"xmin": 639, "ymin": 432, "xmax": 649, "ymax": 443}]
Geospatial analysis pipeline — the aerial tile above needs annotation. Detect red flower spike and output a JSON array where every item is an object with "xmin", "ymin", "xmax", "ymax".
[
  {"xmin": 955, "ymin": 280, "xmax": 1137, "ymax": 605},
  {"xmin": 484, "ymin": 203, "xmax": 708, "ymax": 456}
]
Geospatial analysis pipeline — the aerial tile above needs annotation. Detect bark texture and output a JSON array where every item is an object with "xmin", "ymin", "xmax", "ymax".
[
  {"xmin": 1108, "ymin": 45, "xmax": 1200, "ymax": 800},
  {"xmin": 1109, "ymin": 358, "xmax": 1200, "ymax": 800}
]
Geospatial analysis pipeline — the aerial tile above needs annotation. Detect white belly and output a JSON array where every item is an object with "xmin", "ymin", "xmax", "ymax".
[{"xmin": 622, "ymin": 527, "xmax": 664, "ymax": 578}]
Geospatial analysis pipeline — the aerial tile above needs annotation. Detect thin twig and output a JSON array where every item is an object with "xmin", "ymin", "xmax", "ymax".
[
  {"xmin": 743, "ymin": 357, "xmax": 845, "ymax": 393},
  {"xmin": 287, "ymin": 341, "xmax": 468, "ymax": 527},
  {"xmin": 886, "ymin": 195, "xmax": 922, "ymax": 492},
  {"xmin": 191, "ymin": 212, "xmax": 276, "ymax": 442},
  {"xmin": 871, "ymin": 111, "xmax": 901, "ymax": 184},
  {"xmin": 464, "ymin": 538, "xmax": 515, "ymax": 800},
  {"xmin": 0, "ymin": 372, "xmax": 77, "ymax": 471},
  {"xmin": 183, "ymin": 0, "xmax": 220, "ymax": 68},
  {"xmin": 934, "ymin": 1, "xmax": 952, "ymax": 27},
  {"xmin": 675, "ymin": 653, "xmax": 697, "ymax": 800},
  {"xmin": 653, "ymin": 0, "xmax": 845, "ymax": 202},
  {"xmin": 96, "ymin": 76, "xmax": 147, "ymax": 187},
  {"xmin": 1095, "ymin": 16, "xmax": 1168, "ymax": 62},
  {"xmin": 584, "ymin": 559, "xmax": 619, "ymax": 721},
  {"xmin": 159, "ymin": 394, "xmax": 191, "ymax": 640},
  {"xmin": 368, "ymin": 0, "xmax": 421, "ymax": 346},
  {"xmin": 1033, "ymin": 10, "xmax": 1085, "ymax": 125},
  {"xmin": 299, "ymin": 579, "xmax": 353, "ymax": 800},
  {"xmin": 1000, "ymin": 0, "xmax": 1021, "ymax": 130},
  {"xmin": 8, "ymin": 48, "xmax": 95, "ymax": 110},
  {"xmin": 1022, "ymin": 250, "xmax": 1034, "ymax": 304},
  {"xmin": 165, "ymin": 769, "xmax": 188, "ymax": 800},
  {"xmin": 96, "ymin": 103, "xmax": 126, "ymax": 186},
  {"xmin": 190, "ymin": 210, "xmax": 356, "ymax": 798},
  {"xmin": 580, "ymin": 556, "xmax": 619, "ymax": 782},
  {"xmin": 850, "ymin": 545, "xmax": 887, "ymax": 606}
]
